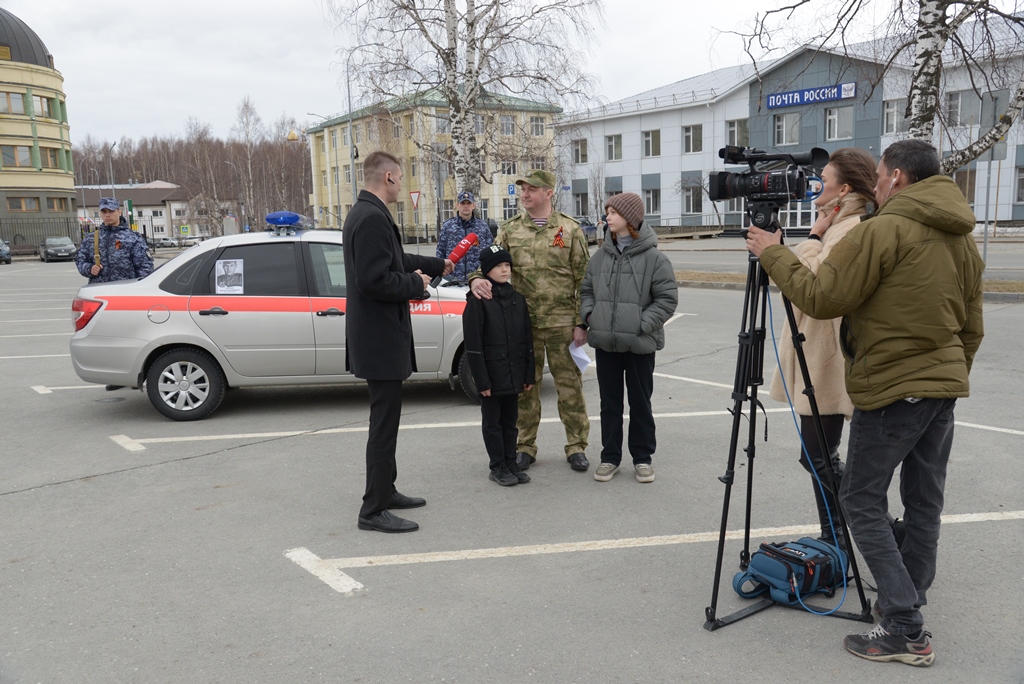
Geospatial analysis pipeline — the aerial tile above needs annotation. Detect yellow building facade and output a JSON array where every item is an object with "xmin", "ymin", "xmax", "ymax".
[
  {"xmin": 0, "ymin": 8, "xmax": 76, "ymax": 249},
  {"xmin": 307, "ymin": 89, "xmax": 560, "ymax": 237}
]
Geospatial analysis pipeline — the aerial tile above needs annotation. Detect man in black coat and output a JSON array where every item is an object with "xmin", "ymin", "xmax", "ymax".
[{"xmin": 343, "ymin": 151, "xmax": 452, "ymax": 533}]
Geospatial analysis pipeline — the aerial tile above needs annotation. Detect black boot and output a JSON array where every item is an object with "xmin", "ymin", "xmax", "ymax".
[
  {"xmin": 506, "ymin": 458, "xmax": 530, "ymax": 484},
  {"xmin": 811, "ymin": 479, "xmax": 848, "ymax": 551},
  {"xmin": 489, "ymin": 464, "xmax": 518, "ymax": 486}
]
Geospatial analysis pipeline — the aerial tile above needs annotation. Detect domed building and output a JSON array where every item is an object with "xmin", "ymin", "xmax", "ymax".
[{"xmin": 0, "ymin": 8, "xmax": 75, "ymax": 251}]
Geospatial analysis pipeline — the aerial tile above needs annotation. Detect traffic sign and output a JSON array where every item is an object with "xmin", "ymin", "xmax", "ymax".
[
  {"xmin": 179, "ymin": 225, "xmax": 190, "ymax": 235},
  {"xmin": 507, "ymin": 184, "xmax": 515, "ymax": 195},
  {"xmin": 410, "ymin": 190, "xmax": 421, "ymax": 209}
]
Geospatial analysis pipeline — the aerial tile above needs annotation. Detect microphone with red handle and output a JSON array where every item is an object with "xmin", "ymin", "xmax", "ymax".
[{"xmin": 430, "ymin": 232, "xmax": 479, "ymax": 288}]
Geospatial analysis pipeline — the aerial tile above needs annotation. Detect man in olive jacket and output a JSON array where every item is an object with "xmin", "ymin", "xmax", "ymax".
[
  {"xmin": 343, "ymin": 151, "xmax": 451, "ymax": 534},
  {"xmin": 747, "ymin": 139, "xmax": 984, "ymax": 667}
]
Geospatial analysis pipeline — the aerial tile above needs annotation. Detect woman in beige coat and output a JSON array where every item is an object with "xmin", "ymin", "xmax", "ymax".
[{"xmin": 769, "ymin": 148, "xmax": 878, "ymax": 548}]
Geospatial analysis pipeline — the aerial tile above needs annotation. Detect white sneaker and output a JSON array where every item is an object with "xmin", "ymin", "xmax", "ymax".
[
  {"xmin": 634, "ymin": 463, "xmax": 655, "ymax": 483},
  {"xmin": 594, "ymin": 462, "xmax": 619, "ymax": 482}
]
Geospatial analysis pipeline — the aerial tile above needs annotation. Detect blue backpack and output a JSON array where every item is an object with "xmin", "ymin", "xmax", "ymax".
[{"xmin": 732, "ymin": 537, "xmax": 848, "ymax": 606}]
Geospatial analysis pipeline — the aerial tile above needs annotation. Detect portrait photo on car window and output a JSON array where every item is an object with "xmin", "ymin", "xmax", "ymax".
[{"xmin": 215, "ymin": 259, "xmax": 244, "ymax": 294}]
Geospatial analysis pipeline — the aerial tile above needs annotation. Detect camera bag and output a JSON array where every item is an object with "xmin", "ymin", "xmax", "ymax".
[{"xmin": 732, "ymin": 537, "xmax": 847, "ymax": 606}]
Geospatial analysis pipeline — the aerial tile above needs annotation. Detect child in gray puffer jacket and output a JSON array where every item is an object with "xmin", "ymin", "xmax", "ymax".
[{"xmin": 580, "ymin": 192, "xmax": 677, "ymax": 483}]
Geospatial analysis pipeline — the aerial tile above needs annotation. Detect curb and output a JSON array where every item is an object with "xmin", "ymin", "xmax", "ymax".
[{"xmin": 676, "ymin": 279, "xmax": 1022, "ymax": 302}]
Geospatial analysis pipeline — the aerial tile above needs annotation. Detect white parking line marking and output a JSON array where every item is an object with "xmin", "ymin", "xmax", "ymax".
[
  {"xmin": 2, "ymin": 354, "xmax": 71, "ymax": 360},
  {"xmin": 0, "ymin": 332, "xmax": 72, "ymax": 338},
  {"xmin": 0, "ymin": 307, "xmax": 70, "ymax": 312},
  {"xmin": 654, "ymin": 372, "xmax": 733, "ymax": 389},
  {"xmin": 0, "ymin": 299, "xmax": 74, "ymax": 304},
  {"xmin": 285, "ymin": 548, "xmax": 365, "ymax": 595},
  {"xmin": 31, "ymin": 384, "xmax": 103, "ymax": 394},
  {"xmin": 665, "ymin": 312, "xmax": 698, "ymax": 325},
  {"xmin": 955, "ymin": 421, "xmax": 1024, "ymax": 436},
  {"xmin": 107, "ymin": 411, "xmax": 793, "ymax": 452},
  {"xmin": 292, "ymin": 510, "xmax": 1024, "ymax": 594},
  {"xmin": 0, "ymin": 318, "xmax": 67, "ymax": 323}
]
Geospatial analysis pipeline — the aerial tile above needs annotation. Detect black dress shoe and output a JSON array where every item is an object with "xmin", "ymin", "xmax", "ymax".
[
  {"xmin": 489, "ymin": 465, "xmax": 518, "ymax": 486},
  {"xmin": 567, "ymin": 452, "xmax": 590, "ymax": 471},
  {"xmin": 389, "ymin": 491, "xmax": 426, "ymax": 509},
  {"xmin": 515, "ymin": 451, "xmax": 536, "ymax": 471},
  {"xmin": 358, "ymin": 510, "xmax": 419, "ymax": 533}
]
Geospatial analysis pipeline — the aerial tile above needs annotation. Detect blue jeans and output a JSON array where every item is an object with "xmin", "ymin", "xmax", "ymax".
[{"xmin": 839, "ymin": 397, "xmax": 956, "ymax": 635}]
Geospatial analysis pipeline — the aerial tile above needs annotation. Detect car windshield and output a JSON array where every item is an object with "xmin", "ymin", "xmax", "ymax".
[{"xmin": 45, "ymin": 237, "xmax": 74, "ymax": 247}]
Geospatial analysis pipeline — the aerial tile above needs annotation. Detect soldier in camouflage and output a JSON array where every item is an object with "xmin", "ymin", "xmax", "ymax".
[
  {"xmin": 469, "ymin": 169, "xmax": 591, "ymax": 473},
  {"xmin": 76, "ymin": 197, "xmax": 154, "ymax": 284}
]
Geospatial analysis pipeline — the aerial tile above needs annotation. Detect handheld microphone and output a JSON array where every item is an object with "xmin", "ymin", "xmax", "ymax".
[{"xmin": 430, "ymin": 232, "xmax": 479, "ymax": 288}]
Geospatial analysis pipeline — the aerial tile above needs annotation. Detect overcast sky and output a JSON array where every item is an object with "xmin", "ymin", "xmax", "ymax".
[{"xmin": 6, "ymin": 0, "xmax": 779, "ymax": 144}]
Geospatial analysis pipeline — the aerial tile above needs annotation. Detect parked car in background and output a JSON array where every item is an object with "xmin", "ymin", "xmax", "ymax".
[
  {"xmin": 152, "ymin": 236, "xmax": 177, "ymax": 249},
  {"xmin": 182, "ymin": 236, "xmax": 203, "ymax": 247},
  {"xmin": 69, "ymin": 230, "xmax": 478, "ymax": 420},
  {"xmin": 39, "ymin": 236, "xmax": 77, "ymax": 262},
  {"xmin": 0, "ymin": 238, "xmax": 11, "ymax": 265},
  {"xmin": 576, "ymin": 218, "xmax": 598, "ymax": 245},
  {"xmin": 485, "ymin": 218, "xmax": 499, "ymax": 238}
]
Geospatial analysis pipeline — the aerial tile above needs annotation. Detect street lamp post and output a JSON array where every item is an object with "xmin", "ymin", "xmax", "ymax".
[
  {"xmin": 106, "ymin": 141, "xmax": 117, "ymax": 199},
  {"xmin": 345, "ymin": 43, "xmax": 379, "ymax": 208}
]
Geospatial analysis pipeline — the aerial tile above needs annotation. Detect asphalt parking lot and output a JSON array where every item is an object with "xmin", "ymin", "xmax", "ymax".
[{"xmin": 1, "ymin": 258, "xmax": 1022, "ymax": 683}]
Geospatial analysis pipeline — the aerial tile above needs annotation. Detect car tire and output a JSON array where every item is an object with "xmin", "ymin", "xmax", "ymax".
[
  {"xmin": 146, "ymin": 348, "xmax": 227, "ymax": 421},
  {"xmin": 457, "ymin": 350, "xmax": 482, "ymax": 404}
]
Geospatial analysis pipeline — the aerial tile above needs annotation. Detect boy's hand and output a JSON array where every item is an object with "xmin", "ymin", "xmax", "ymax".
[{"xmin": 480, "ymin": 389, "xmax": 491, "ymax": 397}]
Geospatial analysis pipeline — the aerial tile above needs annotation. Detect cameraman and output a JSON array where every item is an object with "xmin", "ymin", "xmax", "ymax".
[{"xmin": 746, "ymin": 139, "xmax": 984, "ymax": 667}]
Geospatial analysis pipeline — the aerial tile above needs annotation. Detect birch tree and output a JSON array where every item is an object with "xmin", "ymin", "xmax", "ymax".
[
  {"xmin": 328, "ymin": 0, "xmax": 601, "ymax": 195},
  {"xmin": 737, "ymin": 0, "xmax": 1024, "ymax": 173}
]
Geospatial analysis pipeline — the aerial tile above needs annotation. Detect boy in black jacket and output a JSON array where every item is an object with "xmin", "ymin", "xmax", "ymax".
[{"xmin": 463, "ymin": 245, "xmax": 536, "ymax": 486}]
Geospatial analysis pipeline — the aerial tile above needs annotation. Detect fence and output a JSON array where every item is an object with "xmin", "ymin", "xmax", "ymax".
[{"xmin": 0, "ymin": 217, "xmax": 81, "ymax": 254}]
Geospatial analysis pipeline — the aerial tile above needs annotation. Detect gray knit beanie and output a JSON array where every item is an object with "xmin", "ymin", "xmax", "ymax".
[{"xmin": 604, "ymin": 192, "xmax": 645, "ymax": 230}]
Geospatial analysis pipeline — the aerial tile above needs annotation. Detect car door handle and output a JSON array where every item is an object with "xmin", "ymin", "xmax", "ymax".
[
  {"xmin": 198, "ymin": 307, "xmax": 229, "ymax": 316},
  {"xmin": 316, "ymin": 308, "xmax": 345, "ymax": 317}
]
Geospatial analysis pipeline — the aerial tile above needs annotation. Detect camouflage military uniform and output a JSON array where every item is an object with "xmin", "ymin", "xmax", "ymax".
[
  {"xmin": 75, "ymin": 217, "xmax": 154, "ymax": 284},
  {"xmin": 470, "ymin": 203, "xmax": 590, "ymax": 459}
]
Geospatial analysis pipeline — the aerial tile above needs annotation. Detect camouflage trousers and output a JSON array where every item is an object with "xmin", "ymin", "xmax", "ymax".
[{"xmin": 517, "ymin": 325, "xmax": 590, "ymax": 458}]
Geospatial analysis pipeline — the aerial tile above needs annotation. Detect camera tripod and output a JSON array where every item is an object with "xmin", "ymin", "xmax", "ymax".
[{"xmin": 703, "ymin": 203, "xmax": 873, "ymax": 631}]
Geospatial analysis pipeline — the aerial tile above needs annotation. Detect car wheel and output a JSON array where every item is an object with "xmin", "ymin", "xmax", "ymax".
[
  {"xmin": 457, "ymin": 350, "xmax": 482, "ymax": 404},
  {"xmin": 146, "ymin": 348, "xmax": 227, "ymax": 421}
]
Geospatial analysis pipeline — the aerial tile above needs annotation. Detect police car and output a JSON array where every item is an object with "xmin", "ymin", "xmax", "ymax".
[{"xmin": 69, "ymin": 228, "xmax": 478, "ymax": 420}]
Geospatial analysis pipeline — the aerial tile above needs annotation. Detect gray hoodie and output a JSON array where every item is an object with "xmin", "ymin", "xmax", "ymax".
[{"xmin": 580, "ymin": 223, "xmax": 678, "ymax": 354}]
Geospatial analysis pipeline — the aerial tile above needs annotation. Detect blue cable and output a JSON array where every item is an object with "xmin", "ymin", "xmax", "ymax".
[{"xmin": 766, "ymin": 290, "xmax": 849, "ymax": 615}]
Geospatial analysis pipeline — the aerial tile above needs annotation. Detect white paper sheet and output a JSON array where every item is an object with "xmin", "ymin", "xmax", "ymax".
[{"xmin": 569, "ymin": 342, "xmax": 592, "ymax": 373}]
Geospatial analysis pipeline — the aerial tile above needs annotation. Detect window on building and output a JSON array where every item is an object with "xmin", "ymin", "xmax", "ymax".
[
  {"xmin": 405, "ymin": 115, "xmax": 415, "ymax": 136},
  {"xmin": 40, "ymin": 147, "xmax": 60, "ymax": 168},
  {"xmin": 883, "ymin": 100, "xmax": 910, "ymax": 135},
  {"xmin": 175, "ymin": 209, "xmax": 186, "ymax": 217},
  {"xmin": 331, "ymin": 129, "xmax": 337, "ymax": 149},
  {"xmin": 32, "ymin": 95, "xmax": 52, "ymax": 118},
  {"xmin": 531, "ymin": 157, "xmax": 546, "ymax": 171},
  {"xmin": 500, "ymin": 115, "xmax": 515, "ymax": 136},
  {"xmin": 0, "ymin": 92, "xmax": 25, "ymax": 115},
  {"xmin": 643, "ymin": 130, "xmax": 661, "ymax": 157},
  {"xmin": 683, "ymin": 125, "xmax": 703, "ymax": 153},
  {"xmin": 825, "ymin": 106, "xmax": 854, "ymax": 141},
  {"xmin": 606, "ymin": 134, "xmax": 622, "ymax": 161},
  {"xmin": 574, "ymin": 193, "xmax": 589, "ymax": 217},
  {"xmin": 503, "ymin": 197, "xmax": 517, "ymax": 219},
  {"xmin": 436, "ymin": 111, "xmax": 451, "ymax": 134},
  {"xmin": 1016, "ymin": 168, "xmax": 1024, "ymax": 203},
  {"xmin": 46, "ymin": 197, "xmax": 68, "ymax": 212},
  {"xmin": 368, "ymin": 121, "xmax": 378, "ymax": 141},
  {"xmin": 356, "ymin": 163, "xmax": 364, "ymax": 183},
  {"xmin": 479, "ymin": 199, "xmax": 489, "ymax": 221},
  {"xmin": 475, "ymin": 114, "xmax": 486, "ymax": 135},
  {"xmin": 683, "ymin": 187, "xmax": 702, "ymax": 214},
  {"xmin": 479, "ymin": 156, "xmax": 487, "ymax": 175},
  {"xmin": 774, "ymin": 112, "xmax": 800, "ymax": 146},
  {"xmin": 343, "ymin": 126, "xmax": 350, "ymax": 146},
  {"xmin": 343, "ymin": 165, "xmax": 351, "ymax": 184},
  {"xmin": 321, "ymin": 170, "xmax": 327, "ymax": 187},
  {"xmin": 410, "ymin": 157, "xmax": 417, "ymax": 177},
  {"xmin": 318, "ymin": 136, "xmax": 325, "ymax": 153},
  {"xmin": 572, "ymin": 139, "xmax": 588, "ymax": 164},
  {"xmin": 1, "ymin": 145, "xmax": 32, "ymax": 167},
  {"xmin": 946, "ymin": 92, "xmax": 962, "ymax": 127},
  {"xmin": 393, "ymin": 120, "xmax": 401, "ymax": 138},
  {"xmin": 333, "ymin": 166, "xmax": 340, "ymax": 185},
  {"xmin": 727, "ymin": 119, "xmax": 749, "ymax": 147},
  {"xmin": 954, "ymin": 168, "xmax": 976, "ymax": 203},
  {"xmin": 7, "ymin": 197, "xmax": 39, "ymax": 212},
  {"xmin": 441, "ymin": 199, "xmax": 455, "ymax": 221},
  {"xmin": 500, "ymin": 160, "xmax": 517, "ymax": 175},
  {"xmin": 530, "ymin": 116, "xmax": 545, "ymax": 136},
  {"xmin": 396, "ymin": 201, "xmax": 405, "ymax": 225},
  {"xmin": 644, "ymin": 188, "xmax": 660, "ymax": 214},
  {"xmin": 152, "ymin": 209, "xmax": 164, "ymax": 217},
  {"xmin": 353, "ymin": 124, "xmax": 362, "ymax": 144}
]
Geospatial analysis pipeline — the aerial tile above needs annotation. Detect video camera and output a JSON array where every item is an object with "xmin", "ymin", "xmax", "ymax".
[{"xmin": 708, "ymin": 145, "xmax": 828, "ymax": 204}]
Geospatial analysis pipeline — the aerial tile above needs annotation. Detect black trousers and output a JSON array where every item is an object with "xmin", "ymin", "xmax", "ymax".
[
  {"xmin": 360, "ymin": 379, "xmax": 404, "ymax": 518},
  {"xmin": 798, "ymin": 413, "xmax": 846, "ymax": 478},
  {"xmin": 480, "ymin": 393, "xmax": 519, "ymax": 469},
  {"xmin": 595, "ymin": 349, "xmax": 656, "ymax": 466}
]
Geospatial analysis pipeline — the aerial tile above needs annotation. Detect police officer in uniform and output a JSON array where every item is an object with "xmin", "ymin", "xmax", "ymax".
[{"xmin": 469, "ymin": 169, "xmax": 591, "ymax": 472}]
